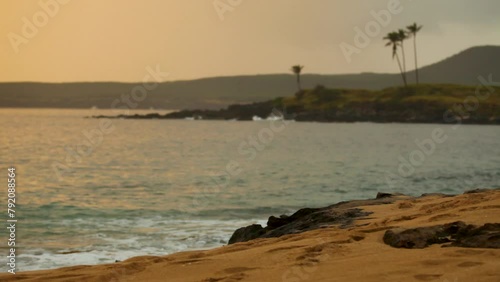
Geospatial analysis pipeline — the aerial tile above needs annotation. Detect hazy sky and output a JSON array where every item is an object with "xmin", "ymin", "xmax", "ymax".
[{"xmin": 1, "ymin": 0, "xmax": 499, "ymax": 82}]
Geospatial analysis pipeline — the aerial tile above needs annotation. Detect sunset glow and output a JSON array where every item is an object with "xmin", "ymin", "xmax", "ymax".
[{"xmin": 2, "ymin": 0, "xmax": 499, "ymax": 82}]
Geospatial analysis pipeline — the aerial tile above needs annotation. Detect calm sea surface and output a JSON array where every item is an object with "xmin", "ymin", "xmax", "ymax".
[{"xmin": 1, "ymin": 108, "xmax": 499, "ymax": 270}]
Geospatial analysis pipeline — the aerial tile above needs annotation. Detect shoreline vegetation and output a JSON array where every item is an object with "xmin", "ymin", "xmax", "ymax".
[
  {"xmin": 93, "ymin": 84, "xmax": 500, "ymax": 125},
  {"xmin": 2, "ymin": 188, "xmax": 499, "ymax": 281}
]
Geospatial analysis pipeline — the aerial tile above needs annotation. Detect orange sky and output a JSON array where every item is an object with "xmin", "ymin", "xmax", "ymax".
[{"xmin": 1, "ymin": 0, "xmax": 499, "ymax": 82}]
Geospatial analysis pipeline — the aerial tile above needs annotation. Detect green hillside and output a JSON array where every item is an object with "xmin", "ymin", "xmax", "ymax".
[{"xmin": 280, "ymin": 84, "xmax": 500, "ymax": 123}]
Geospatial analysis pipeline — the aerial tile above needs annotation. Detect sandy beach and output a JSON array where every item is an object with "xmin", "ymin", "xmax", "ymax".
[{"xmin": 2, "ymin": 189, "xmax": 499, "ymax": 282}]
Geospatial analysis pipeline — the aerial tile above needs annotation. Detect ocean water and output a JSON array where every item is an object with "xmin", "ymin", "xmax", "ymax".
[{"xmin": 1, "ymin": 108, "xmax": 499, "ymax": 271}]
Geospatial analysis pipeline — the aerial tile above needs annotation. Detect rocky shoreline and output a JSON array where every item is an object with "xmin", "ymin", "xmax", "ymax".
[
  {"xmin": 91, "ymin": 83, "xmax": 500, "ymax": 124},
  {"xmin": 92, "ymin": 99, "xmax": 500, "ymax": 125},
  {"xmin": 228, "ymin": 189, "xmax": 500, "ymax": 249}
]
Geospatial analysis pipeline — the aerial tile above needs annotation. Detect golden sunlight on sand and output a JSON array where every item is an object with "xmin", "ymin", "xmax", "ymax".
[{"xmin": 3, "ymin": 190, "xmax": 499, "ymax": 282}]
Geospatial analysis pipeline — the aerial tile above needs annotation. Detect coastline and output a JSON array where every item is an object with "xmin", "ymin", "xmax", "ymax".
[
  {"xmin": 91, "ymin": 108, "xmax": 500, "ymax": 126},
  {"xmin": 91, "ymin": 112, "xmax": 500, "ymax": 125},
  {"xmin": 2, "ymin": 189, "xmax": 499, "ymax": 281},
  {"xmin": 91, "ymin": 83, "xmax": 500, "ymax": 125}
]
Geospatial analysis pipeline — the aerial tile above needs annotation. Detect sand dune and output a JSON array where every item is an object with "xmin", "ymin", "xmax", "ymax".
[{"xmin": 3, "ymin": 189, "xmax": 499, "ymax": 282}]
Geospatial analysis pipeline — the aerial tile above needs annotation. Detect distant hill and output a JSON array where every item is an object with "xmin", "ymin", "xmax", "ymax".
[
  {"xmin": 417, "ymin": 45, "xmax": 500, "ymax": 84},
  {"xmin": 1, "ymin": 46, "xmax": 499, "ymax": 110}
]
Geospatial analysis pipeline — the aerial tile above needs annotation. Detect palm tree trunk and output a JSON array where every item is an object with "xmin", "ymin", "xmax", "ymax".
[
  {"xmin": 395, "ymin": 53, "xmax": 407, "ymax": 87},
  {"xmin": 296, "ymin": 74, "xmax": 301, "ymax": 91},
  {"xmin": 414, "ymin": 35, "xmax": 419, "ymax": 85},
  {"xmin": 400, "ymin": 43, "xmax": 407, "ymax": 84}
]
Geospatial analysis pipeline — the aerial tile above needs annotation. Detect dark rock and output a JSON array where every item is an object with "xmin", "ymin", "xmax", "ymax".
[
  {"xmin": 228, "ymin": 224, "xmax": 265, "ymax": 244},
  {"xmin": 267, "ymin": 215, "xmax": 289, "ymax": 229},
  {"xmin": 376, "ymin": 192, "xmax": 396, "ymax": 199},
  {"xmin": 383, "ymin": 221, "xmax": 500, "ymax": 249},
  {"xmin": 144, "ymin": 113, "xmax": 161, "ymax": 119},
  {"xmin": 450, "ymin": 223, "xmax": 500, "ymax": 248},
  {"xmin": 463, "ymin": 188, "xmax": 492, "ymax": 194},
  {"xmin": 376, "ymin": 192, "xmax": 408, "ymax": 199},
  {"xmin": 266, "ymin": 208, "xmax": 321, "ymax": 230},
  {"xmin": 383, "ymin": 222, "xmax": 464, "ymax": 248},
  {"xmin": 262, "ymin": 208, "xmax": 365, "ymax": 239},
  {"xmin": 228, "ymin": 208, "xmax": 371, "ymax": 244}
]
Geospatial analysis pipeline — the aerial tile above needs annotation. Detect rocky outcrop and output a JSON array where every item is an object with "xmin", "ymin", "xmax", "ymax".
[
  {"xmin": 228, "ymin": 190, "xmax": 500, "ymax": 248},
  {"xmin": 228, "ymin": 225, "xmax": 266, "ymax": 245},
  {"xmin": 383, "ymin": 221, "xmax": 500, "ymax": 249},
  {"xmin": 92, "ymin": 100, "xmax": 286, "ymax": 121},
  {"xmin": 228, "ymin": 208, "xmax": 371, "ymax": 244},
  {"xmin": 227, "ymin": 194, "xmax": 407, "ymax": 244}
]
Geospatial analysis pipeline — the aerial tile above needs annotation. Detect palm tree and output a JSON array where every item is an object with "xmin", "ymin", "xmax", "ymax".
[
  {"xmin": 291, "ymin": 65, "xmax": 304, "ymax": 91},
  {"xmin": 384, "ymin": 32, "xmax": 407, "ymax": 87},
  {"xmin": 407, "ymin": 23, "xmax": 423, "ymax": 84},
  {"xmin": 397, "ymin": 29, "xmax": 409, "ymax": 83}
]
